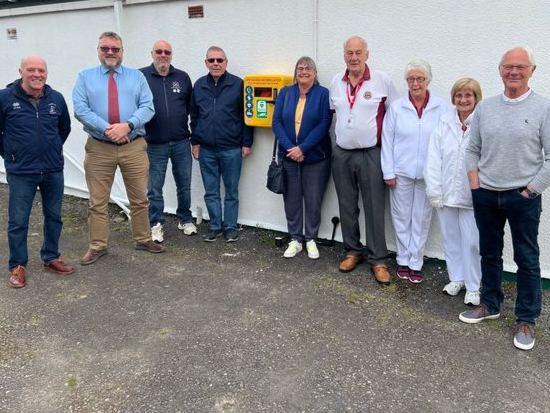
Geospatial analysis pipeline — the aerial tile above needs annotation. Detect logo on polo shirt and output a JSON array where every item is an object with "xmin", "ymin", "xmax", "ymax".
[
  {"xmin": 363, "ymin": 91, "xmax": 372, "ymax": 100},
  {"xmin": 171, "ymin": 81, "xmax": 181, "ymax": 93}
]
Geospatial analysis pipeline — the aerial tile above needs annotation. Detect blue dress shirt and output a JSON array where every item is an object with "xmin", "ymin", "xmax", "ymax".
[{"xmin": 72, "ymin": 64, "xmax": 154, "ymax": 141}]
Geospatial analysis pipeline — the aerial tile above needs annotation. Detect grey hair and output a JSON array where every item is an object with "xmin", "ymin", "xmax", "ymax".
[
  {"xmin": 404, "ymin": 59, "xmax": 432, "ymax": 82},
  {"xmin": 98, "ymin": 31, "xmax": 123, "ymax": 48},
  {"xmin": 343, "ymin": 35, "xmax": 368, "ymax": 51},
  {"xmin": 499, "ymin": 46, "xmax": 536, "ymax": 67},
  {"xmin": 206, "ymin": 46, "xmax": 227, "ymax": 60},
  {"xmin": 293, "ymin": 56, "xmax": 319, "ymax": 85}
]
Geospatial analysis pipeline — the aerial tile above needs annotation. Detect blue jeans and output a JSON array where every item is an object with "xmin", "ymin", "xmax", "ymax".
[
  {"xmin": 7, "ymin": 172, "xmax": 64, "ymax": 269},
  {"xmin": 199, "ymin": 147, "xmax": 242, "ymax": 231},
  {"xmin": 147, "ymin": 140, "xmax": 193, "ymax": 225},
  {"xmin": 472, "ymin": 188, "xmax": 542, "ymax": 324}
]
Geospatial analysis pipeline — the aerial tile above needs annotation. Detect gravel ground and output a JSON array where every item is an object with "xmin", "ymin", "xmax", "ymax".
[{"xmin": 0, "ymin": 183, "xmax": 549, "ymax": 412}]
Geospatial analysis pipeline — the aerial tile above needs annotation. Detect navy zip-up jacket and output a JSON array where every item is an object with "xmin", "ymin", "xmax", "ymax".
[
  {"xmin": 190, "ymin": 71, "xmax": 253, "ymax": 151},
  {"xmin": 0, "ymin": 79, "xmax": 71, "ymax": 174},
  {"xmin": 272, "ymin": 83, "xmax": 332, "ymax": 164},
  {"xmin": 139, "ymin": 64, "xmax": 192, "ymax": 144}
]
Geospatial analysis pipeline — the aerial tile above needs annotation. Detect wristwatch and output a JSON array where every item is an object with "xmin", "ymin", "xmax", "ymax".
[
  {"xmin": 524, "ymin": 187, "xmax": 539, "ymax": 199},
  {"xmin": 126, "ymin": 121, "xmax": 134, "ymax": 131}
]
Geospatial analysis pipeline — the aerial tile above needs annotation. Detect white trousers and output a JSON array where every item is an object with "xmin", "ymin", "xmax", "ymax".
[
  {"xmin": 436, "ymin": 206, "xmax": 481, "ymax": 292},
  {"xmin": 390, "ymin": 176, "xmax": 432, "ymax": 271}
]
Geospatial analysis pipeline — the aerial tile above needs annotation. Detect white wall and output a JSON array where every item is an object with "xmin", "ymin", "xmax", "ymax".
[{"xmin": 1, "ymin": 0, "xmax": 550, "ymax": 276}]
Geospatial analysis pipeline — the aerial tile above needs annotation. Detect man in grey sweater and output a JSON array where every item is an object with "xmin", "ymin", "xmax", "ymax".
[{"xmin": 459, "ymin": 46, "xmax": 550, "ymax": 351}]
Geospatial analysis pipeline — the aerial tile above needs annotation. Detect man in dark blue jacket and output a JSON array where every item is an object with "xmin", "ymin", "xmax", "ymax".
[
  {"xmin": 0, "ymin": 55, "xmax": 74, "ymax": 289},
  {"xmin": 140, "ymin": 40, "xmax": 196, "ymax": 243},
  {"xmin": 190, "ymin": 46, "xmax": 253, "ymax": 242}
]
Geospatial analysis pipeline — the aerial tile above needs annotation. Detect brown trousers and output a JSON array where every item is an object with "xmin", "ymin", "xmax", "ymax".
[{"xmin": 84, "ymin": 137, "xmax": 151, "ymax": 250}]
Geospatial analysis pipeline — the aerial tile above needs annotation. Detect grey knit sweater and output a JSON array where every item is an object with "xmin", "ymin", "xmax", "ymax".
[{"xmin": 465, "ymin": 91, "xmax": 550, "ymax": 192}]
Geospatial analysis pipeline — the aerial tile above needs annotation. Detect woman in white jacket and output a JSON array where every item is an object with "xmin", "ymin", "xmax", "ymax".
[
  {"xmin": 381, "ymin": 60, "xmax": 449, "ymax": 283},
  {"xmin": 424, "ymin": 78, "xmax": 483, "ymax": 305}
]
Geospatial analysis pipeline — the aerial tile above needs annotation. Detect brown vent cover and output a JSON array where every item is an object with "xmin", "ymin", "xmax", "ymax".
[{"xmin": 188, "ymin": 5, "xmax": 204, "ymax": 19}]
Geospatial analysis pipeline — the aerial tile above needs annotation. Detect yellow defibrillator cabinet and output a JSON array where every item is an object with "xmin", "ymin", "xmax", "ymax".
[{"xmin": 243, "ymin": 74, "xmax": 293, "ymax": 128}]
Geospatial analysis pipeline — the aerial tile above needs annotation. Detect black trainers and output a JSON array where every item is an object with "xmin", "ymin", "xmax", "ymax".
[
  {"xmin": 224, "ymin": 228, "xmax": 238, "ymax": 242},
  {"xmin": 203, "ymin": 230, "xmax": 222, "ymax": 242}
]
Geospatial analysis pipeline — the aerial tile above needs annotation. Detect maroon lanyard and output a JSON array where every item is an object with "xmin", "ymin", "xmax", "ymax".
[{"xmin": 346, "ymin": 80, "xmax": 364, "ymax": 110}]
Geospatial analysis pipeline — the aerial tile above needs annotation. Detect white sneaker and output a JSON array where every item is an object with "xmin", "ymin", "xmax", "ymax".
[
  {"xmin": 283, "ymin": 240, "xmax": 303, "ymax": 258},
  {"xmin": 178, "ymin": 222, "xmax": 198, "ymax": 235},
  {"xmin": 464, "ymin": 290, "xmax": 480, "ymax": 306},
  {"xmin": 306, "ymin": 240, "xmax": 319, "ymax": 259},
  {"xmin": 442, "ymin": 281, "xmax": 465, "ymax": 296},
  {"xmin": 151, "ymin": 223, "xmax": 164, "ymax": 243}
]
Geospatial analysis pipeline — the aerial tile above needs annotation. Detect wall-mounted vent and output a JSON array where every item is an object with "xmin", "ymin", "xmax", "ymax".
[
  {"xmin": 188, "ymin": 5, "xmax": 204, "ymax": 19},
  {"xmin": 7, "ymin": 28, "xmax": 17, "ymax": 40}
]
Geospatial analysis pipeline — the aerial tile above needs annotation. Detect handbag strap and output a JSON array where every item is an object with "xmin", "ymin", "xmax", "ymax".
[{"xmin": 272, "ymin": 88, "xmax": 290, "ymax": 161}]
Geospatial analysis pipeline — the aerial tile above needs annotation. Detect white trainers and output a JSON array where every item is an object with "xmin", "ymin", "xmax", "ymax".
[
  {"xmin": 464, "ymin": 290, "xmax": 480, "ymax": 306},
  {"xmin": 442, "ymin": 281, "xmax": 465, "ymax": 296},
  {"xmin": 151, "ymin": 222, "xmax": 164, "ymax": 243},
  {"xmin": 283, "ymin": 240, "xmax": 303, "ymax": 258},
  {"xmin": 306, "ymin": 240, "xmax": 319, "ymax": 259},
  {"xmin": 178, "ymin": 222, "xmax": 198, "ymax": 235}
]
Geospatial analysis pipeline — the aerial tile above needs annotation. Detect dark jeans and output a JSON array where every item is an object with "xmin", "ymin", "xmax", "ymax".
[
  {"xmin": 472, "ymin": 187, "xmax": 542, "ymax": 324},
  {"xmin": 199, "ymin": 147, "xmax": 242, "ymax": 231},
  {"xmin": 282, "ymin": 157, "xmax": 331, "ymax": 242},
  {"xmin": 7, "ymin": 172, "xmax": 64, "ymax": 269},
  {"xmin": 147, "ymin": 140, "xmax": 193, "ymax": 225}
]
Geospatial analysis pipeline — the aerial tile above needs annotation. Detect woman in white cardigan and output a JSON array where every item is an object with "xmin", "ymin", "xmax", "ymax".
[
  {"xmin": 382, "ymin": 60, "xmax": 449, "ymax": 284},
  {"xmin": 424, "ymin": 78, "xmax": 483, "ymax": 305}
]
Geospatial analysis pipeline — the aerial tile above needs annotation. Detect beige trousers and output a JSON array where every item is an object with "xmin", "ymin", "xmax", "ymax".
[{"xmin": 84, "ymin": 137, "xmax": 151, "ymax": 250}]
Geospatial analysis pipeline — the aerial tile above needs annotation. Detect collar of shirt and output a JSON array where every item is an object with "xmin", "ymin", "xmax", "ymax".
[
  {"xmin": 502, "ymin": 88, "xmax": 532, "ymax": 103},
  {"xmin": 342, "ymin": 64, "xmax": 371, "ymax": 83},
  {"xmin": 409, "ymin": 90, "xmax": 430, "ymax": 118}
]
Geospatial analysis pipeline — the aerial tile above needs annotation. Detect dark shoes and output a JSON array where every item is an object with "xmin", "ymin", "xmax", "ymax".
[
  {"xmin": 43, "ymin": 258, "xmax": 75, "ymax": 275},
  {"xmin": 371, "ymin": 264, "xmax": 391, "ymax": 285},
  {"xmin": 135, "ymin": 240, "xmax": 166, "ymax": 253},
  {"xmin": 203, "ymin": 230, "xmax": 223, "ymax": 242},
  {"xmin": 80, "ymin": 248, "xmax": 108, "ymax": 265},
  {"xmin": 339, "ymin": 254, "xmax": 365, "ymax": 272},
  {"xmin": 8, "ymin": 265, "xmax": 27, "ymax": 288},
  {"xmin": 224, "ymin": 228, "xmax": 239, "ymax": 242}
]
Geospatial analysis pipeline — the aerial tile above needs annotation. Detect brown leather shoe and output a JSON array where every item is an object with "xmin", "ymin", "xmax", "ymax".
[
  {"xmin": 80, "ymin": 248, "xmax": 108, "ymax": 266},
  {"xmin": 135, "ymin": 240, "xmax": 166, "ymax": 253},
  {"xmin": 372, "ymin": 264, "xmax": 391, "ymax": 285},
  {"xmin": 339, "ymin": 254, "xmax": 364, "ymax": 273},
  {"xmin": 44, "ymin": 258, "xmax": 75, "ymax": 275},
  {"xmin": 8, "ymin": 265, "xmax": 27, "ymax": 288}
]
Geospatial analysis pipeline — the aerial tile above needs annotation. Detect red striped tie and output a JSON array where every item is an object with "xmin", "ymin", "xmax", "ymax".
[{"xmin": 108, "ymin": 70, "xmax": 120, "ymax": 124}]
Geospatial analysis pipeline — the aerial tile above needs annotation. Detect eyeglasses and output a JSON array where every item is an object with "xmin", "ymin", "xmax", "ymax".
[
  {"xmin": 155, "ymin": 49, "xmax": 172, "ymax": 56},
  {"xmin": 501, "ymin": 64, "xmax": 531, "ymax": 72},
  {"xmin": 406, "ymin": 77, "xmax": 426, "ymax": 84},
  {"xmin": 297, "ymin": 66, "xmax": 314, "ymax": 72},
  {"xmin": 206, "ymin": 58, "xmax": 225, "ymax": 64},
  {"xmin": 99, "ymin": 46, "xmax": 121, "ymax": 54}
]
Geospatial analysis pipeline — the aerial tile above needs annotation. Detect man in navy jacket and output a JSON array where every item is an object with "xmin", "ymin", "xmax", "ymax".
[
  {"xmin": 190, "ymin": 46, "xmax": 253, "ymax": 242},
  {"xmin": 140, "ymin": 40, "xmax": 196, "ymax": 243},
  {"xmin": 0, "ymin": 55, "xmax": 74, "ymax": 288}
]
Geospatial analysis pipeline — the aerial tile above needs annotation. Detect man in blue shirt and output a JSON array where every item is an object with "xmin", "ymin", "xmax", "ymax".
[
  {"xmin": 140, "ymin": 40, "xmax": 196, "ymax": 243},
  {"xmin": 0, "ymin": 55, "xmax": 74, "ymax": 288},
  {"xmin": 190, "ymin": 46, "xmax": 253, "ymax": 242},
  {"xmin": 73, "ymin": 31, "xmax": 164, "ymax": 265}
]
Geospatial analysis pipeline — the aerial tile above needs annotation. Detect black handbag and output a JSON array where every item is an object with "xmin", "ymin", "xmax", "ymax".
[
  {"xmin": 266, "ymin": 138, "xmax": 285, "ymax": 194},
  {"xmin": 266, "ymin": 90, "xmax": 289, "ymax": 194}
]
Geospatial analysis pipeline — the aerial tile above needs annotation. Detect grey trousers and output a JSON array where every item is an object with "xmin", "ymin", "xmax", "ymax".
[
  {"xmin": 332, "ymin": 145, "xmax": 388, "ymax": 264},
  {"xmin": 282, "ymin": 157, "xmax": 331, "ymax": 242}
]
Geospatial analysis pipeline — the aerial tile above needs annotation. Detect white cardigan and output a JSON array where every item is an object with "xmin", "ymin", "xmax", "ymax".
[
  {"xmin": 381, "ymin": 93, "xmax": 450, "ymax": 180},
  {"xmin": 424, "ymin": 109, "xmax": 474, "ymax": 209}
]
